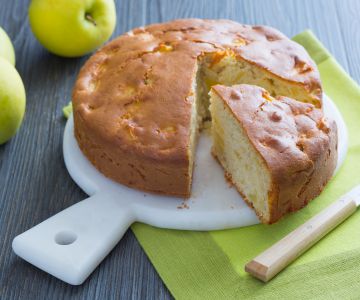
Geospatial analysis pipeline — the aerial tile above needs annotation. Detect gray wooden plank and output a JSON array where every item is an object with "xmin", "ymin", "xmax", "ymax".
[
  {"xmin": 0, "ymin": 0, "xmax": 359, "ymax": 299},
  {"xmin": 334, "ymin": 0, "xmax": 360, "ymax": 82}
]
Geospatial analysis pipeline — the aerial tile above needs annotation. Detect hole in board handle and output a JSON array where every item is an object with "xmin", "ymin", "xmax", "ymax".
[{"xmin": 55, "ymin": 231, "xmax": 77, "ymax": 245}]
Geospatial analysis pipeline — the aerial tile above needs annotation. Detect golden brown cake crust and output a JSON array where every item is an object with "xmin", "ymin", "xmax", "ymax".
[
  {"xmin": 212, "ymin": 84, "xmax": 338, "ymax": 223},
  {"xmin": 73, "ymin": 18, "xmax": 322, "ymax": 197}
]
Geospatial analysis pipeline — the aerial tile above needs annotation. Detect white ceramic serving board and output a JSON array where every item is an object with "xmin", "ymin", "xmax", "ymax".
[{"xmin": 12, "ymin": 94, "xmax": 348, "ymax": 285}]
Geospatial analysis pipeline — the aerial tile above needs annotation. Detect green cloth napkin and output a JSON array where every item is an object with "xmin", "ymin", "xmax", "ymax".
[
  {"xmin": 63, "ymin": 102, "xmax": 72, "ymax": 119},
  {"xmin": 131, "ymin": 31, "xmax": 360, "ymax": 299},
  {"xmin": 64, "ymin": 31, "xmax": 360, "ymax": 299}
]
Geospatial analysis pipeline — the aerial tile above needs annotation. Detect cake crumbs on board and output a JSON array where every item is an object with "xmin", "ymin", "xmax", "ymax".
[{"xmin": 177, "ymin": 201, "xmax": 190, "ymax": 209}]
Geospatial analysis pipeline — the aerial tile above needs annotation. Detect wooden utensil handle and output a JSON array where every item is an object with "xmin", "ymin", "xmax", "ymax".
[{"xmin": 245, "ymin": 196, "xmax": 357, "ymax": 282}]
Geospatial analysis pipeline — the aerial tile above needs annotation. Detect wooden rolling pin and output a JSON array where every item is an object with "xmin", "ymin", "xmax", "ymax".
[{"xmin": 245, "ymin": 185, "xmax": 360, "ymax": 282}]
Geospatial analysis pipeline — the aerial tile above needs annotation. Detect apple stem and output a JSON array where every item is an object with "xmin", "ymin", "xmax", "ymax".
[{"xmin": 85, "ymin": 13, "xmax": 97, "ymax": 26}]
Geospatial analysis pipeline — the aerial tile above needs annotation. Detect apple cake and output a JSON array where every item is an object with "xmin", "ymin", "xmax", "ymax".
[
  {"xmin": 72, "ymin": 19, "xmax": 336, "ymax": 221},
  {"xmin": 210, "ymin": 85, "xmax": 337, "ymax": 223}
]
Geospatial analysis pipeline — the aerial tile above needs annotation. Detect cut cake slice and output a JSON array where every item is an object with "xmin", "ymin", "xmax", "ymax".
[{"xmin": 209, "ymin": 84, "xmax": 337, "ymax": 223}]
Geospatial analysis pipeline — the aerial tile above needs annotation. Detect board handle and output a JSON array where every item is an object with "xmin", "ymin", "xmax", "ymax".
[
  {"xmin": 12, "ymin": 193, "xmax": 135, "ymax": 285},
  {"xmin": 245, "ymin": 196, "xmax": 357, "ymax": 282}
]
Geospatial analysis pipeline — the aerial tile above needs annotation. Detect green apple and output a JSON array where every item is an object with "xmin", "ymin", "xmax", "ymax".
[
  {"xmin": 0, "ymin": 26, "xmax": 15, "ymax": 65},
  {"xmin": 28, "ymin": 0, "xmax": 116, "ymax": 57},
  {"xmin": 0, "ymin": 58, "xmax": 26, "ymax": 145}
]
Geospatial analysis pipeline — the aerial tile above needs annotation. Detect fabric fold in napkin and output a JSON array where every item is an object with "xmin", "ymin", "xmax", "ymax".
[{"xmin": 131, "ymin": 31, "xmax": 360, "ymax": 299}]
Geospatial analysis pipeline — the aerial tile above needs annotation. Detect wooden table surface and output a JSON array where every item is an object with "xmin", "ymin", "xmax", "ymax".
[{"xmin": 1, "ymin": 0, "xmax": 359, "ymax": 299}]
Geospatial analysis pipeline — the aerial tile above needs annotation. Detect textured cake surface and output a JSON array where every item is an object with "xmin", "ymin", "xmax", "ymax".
[
  {"xmin": 210, "ymin": 84, "xmax": 337, "ymax": 223},
  {"xmin": 73, "ymin": 18, "xmax": 323, "ymax": 197}
]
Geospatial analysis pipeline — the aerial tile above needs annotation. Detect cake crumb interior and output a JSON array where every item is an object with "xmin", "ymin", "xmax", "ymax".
[{"xmin": 209, "ymin": 91, "xmax": 272, "ymax": 221}]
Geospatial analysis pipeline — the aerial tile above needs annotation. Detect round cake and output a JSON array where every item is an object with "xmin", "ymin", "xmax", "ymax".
[{"xmin": 72, "ymin": 19, "xmax": 327, "ymax": 198}]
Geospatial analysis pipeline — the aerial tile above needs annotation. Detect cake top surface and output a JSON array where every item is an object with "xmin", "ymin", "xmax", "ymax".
[
  {"xmin": 73, "ymin": 19, "xmax": 321, "ymax": 163},
  {"xmin": 211, "ymin": 84, "xmax": 336, "ymax": 181}
]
